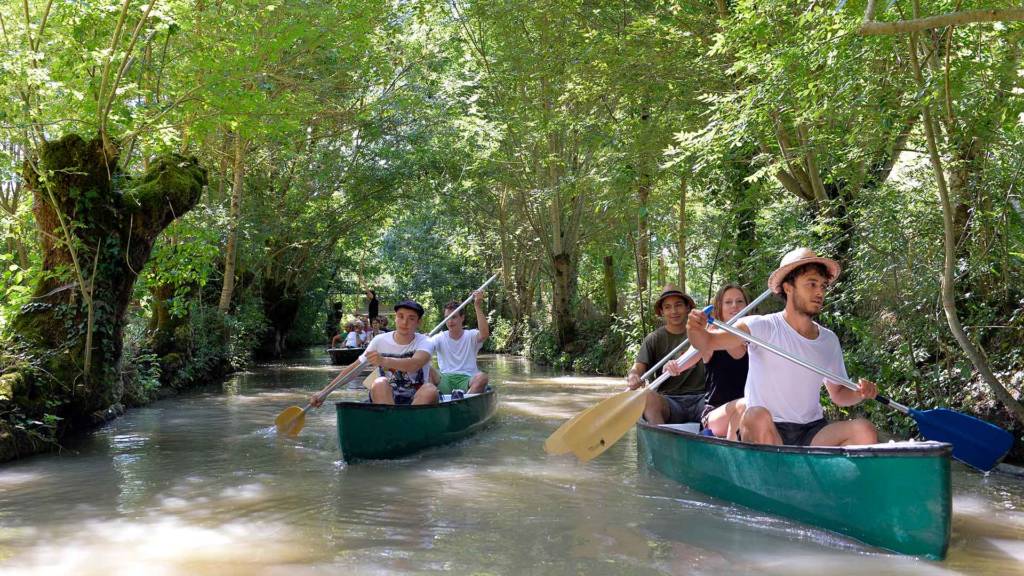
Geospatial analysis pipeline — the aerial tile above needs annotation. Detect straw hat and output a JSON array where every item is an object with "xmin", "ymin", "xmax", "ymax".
[
  {"xmin": 767, "ymin": 248, "xmax": 841, "ymax": 294},
  {"xmin": 653, "ymin": 285, "xmax": 696, "ymax": 315}
]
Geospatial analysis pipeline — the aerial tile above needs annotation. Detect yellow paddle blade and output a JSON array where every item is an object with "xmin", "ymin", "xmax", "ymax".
[
  {"xmin": 544, "ymin": 402, "xmax": 600, "ymax": 455},
  {"xmin": 275, "ymin": 406, "xmax": 306, "ymax": 436},
  {"xmin": 544, "ymin": 389, "xmax": 646, "ymax": 461},
  {"xmin": 568, "ymin": 389, "xmax": 647, "ymax": 462},
  {"xmin": 362, "ymin": 368, "xmax": 378, "ymax": 389}
]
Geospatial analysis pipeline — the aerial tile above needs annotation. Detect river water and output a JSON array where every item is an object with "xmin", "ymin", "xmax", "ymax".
[{"xmin": 1, "ymin": 353, "xmax": 1023, "ymax": 575}]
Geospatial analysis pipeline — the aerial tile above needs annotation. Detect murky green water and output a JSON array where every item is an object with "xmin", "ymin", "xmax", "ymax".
[{"xmin": 1, "ymin": 353, "xmax": 1023, "ymax": 575}]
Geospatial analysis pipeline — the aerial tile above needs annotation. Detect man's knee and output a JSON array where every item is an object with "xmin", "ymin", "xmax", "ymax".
[
  {"xmin": 415, "ymin": 383, "xmax": 439, "ymax": 403},
  {"xmin": 370, "ymin": 378, "xmax": 390, "ymax": 393},
  {"xmin": 850, "ymin": 418, "xmax": 877, "ymax": 444},
  {"xmin": 741, "ymin": 406, "xmax": 772, "ymax": 427}
]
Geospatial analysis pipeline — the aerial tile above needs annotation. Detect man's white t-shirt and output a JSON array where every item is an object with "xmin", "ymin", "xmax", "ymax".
[
  {"xmin": 360, "ymin": 332, "xmax": 434, "ymax": 387},
  {"xmin": 430, "ymin": 329, "xmax": 482, "ymax": 376},
  {"xmin": 744, "ymin": 312, "xmax": 848, "ymax": 424},
  {"xmin": 344, "ymin": 331, "xmax": 359, "ymax": 348}
]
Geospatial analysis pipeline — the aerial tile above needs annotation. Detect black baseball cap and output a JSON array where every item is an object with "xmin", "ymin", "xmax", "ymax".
[{"xmin": 393, "ymin": 300, "xmax": 424, "ymax": 318}]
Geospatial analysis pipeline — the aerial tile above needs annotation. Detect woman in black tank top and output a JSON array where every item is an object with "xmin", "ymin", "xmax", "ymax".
[{"xmin": 700, "ymin": 284, "xmax": 751, "ymax": 439}]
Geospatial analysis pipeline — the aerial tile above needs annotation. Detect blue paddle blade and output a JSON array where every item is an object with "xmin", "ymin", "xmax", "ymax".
[{"xmin": 909, "ymin": 407, "xmax": 1014, "ymax": 472}]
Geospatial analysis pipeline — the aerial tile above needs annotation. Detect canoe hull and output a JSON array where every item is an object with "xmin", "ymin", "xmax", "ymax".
[
  {"xmin": 335, "ymin": 389, "xmax": 497, "ymax": 462},
  {"xmin": 327, "ymin": 347, "xmax": 364, "ymax": 365},
  {"xmin": 636, "ymin": 422, "xmax": 951, "ymax": 559}
]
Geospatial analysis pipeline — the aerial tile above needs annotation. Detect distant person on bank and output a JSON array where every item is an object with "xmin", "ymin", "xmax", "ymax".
[
  {"xmin": 666, "ymin": 283, "xmax": 750, "ymax": 439},
  {"xmin": 686, "ymin": 248, "xmax": 878, "ymax": 446},
  {"xmin": 626, "ymin": 286, "xmax": 706, "ymax": 424},
  {"xmin": 366, "ymin": 289, "xmax": 380, "ymax": 323},
  {"xmin": 429, "ymin": 290, "xmax": 490, "ymax": 396},
  {"xmin": 311, "ymin": 300, "xmax": 438, "ymax": 407}
]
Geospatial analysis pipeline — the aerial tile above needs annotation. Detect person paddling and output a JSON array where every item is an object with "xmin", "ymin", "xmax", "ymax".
[
  {"xmin": 667, "ymin": 283, "xmax": 750, "ymax": 439},
  {"xmin": 430, "ymin": 290, "xmax": 490, "ymax": 396},
  {"xmin": 686, "ymin": 248, "xmax": 878, "ymax": 446},
  {"xmin": 311, "ymin": 300, "xmax": 438, "ymax": 407},
  {"xmin": 626, "ymin": 286, "xmax": 706, "ymax": 425}
]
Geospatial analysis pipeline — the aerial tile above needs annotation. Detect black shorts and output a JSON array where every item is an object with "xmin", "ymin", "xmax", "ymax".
[
  {"xmin": 775, "ymin": 418, "xmax": 829, "ymax": 446},
  {"xmin": 664, "ymin": 394, "xmax": 706, "ymax": 424}
]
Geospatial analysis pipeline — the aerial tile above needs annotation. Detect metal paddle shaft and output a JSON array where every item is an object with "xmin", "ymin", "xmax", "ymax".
[
  {"xmin": 705, "ymin": 311, "xmax": 1013, "ymax": 471},
  {"xmin": 640, "ymin": 289, "xmax": 772, "ymax": 384}
]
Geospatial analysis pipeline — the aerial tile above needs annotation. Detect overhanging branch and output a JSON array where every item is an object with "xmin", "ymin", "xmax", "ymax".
[{"xmin": 859, "ymin": 8, "xmax": 1024, "ymax": 36}]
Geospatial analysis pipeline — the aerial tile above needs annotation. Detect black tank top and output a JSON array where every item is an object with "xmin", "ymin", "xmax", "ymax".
[{"xmin": 704, "ymin": 349, "xmax": 748, "ymax": 409}]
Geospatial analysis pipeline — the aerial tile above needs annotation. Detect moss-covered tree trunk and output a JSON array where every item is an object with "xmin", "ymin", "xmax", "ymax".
[{"xmin": 1, "ymin": 134, "xmax": 206, "ymax": 433}]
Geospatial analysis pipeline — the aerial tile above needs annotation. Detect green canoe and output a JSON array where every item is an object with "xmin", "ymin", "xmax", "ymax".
[
  {"xmin": 636, "ymin": 422, "xmax": 952, "ymax": 559},
  {"xmin": 334, "ymin": 389, "xmax": 497, "ymax": 462}
]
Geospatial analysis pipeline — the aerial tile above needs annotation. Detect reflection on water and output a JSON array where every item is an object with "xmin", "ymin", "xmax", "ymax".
[{"xmin": 1, "ymin": 353, "xmax": 1022, "ymax": 575}]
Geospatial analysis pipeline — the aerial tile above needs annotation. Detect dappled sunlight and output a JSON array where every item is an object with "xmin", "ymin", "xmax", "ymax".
[{"xmin": 0, "ymin": 517, "xmax": 317, "ymax": 576}]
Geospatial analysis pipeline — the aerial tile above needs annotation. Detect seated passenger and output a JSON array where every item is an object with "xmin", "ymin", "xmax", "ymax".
[
  {"xmin": 429, "ymin": 290, "xmax": 490, "ymax": 396},
  {"xmin": 342, "ymin": 322, "xmax": 358, "ymax": 348},
  {"xmin": 626, "ymin": 286, "xmax": 705, "ymax": 425},
  {"xmin": 667, "ymin": 283, "xmax": 750, "ymax": 439}
]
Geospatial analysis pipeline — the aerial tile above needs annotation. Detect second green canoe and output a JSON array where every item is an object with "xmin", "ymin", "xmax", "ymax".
[
  {"xmin": 335, "ymin": 388, "xmax": 497, "ymax": 462},
  {"xmin": 637, "ymin": 421, "xmax": 952, "ymax": 559}
]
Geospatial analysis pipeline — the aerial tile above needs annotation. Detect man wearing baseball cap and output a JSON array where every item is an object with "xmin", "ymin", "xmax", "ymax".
[
  {"xmin": 687, "ymin": 248, "xmax": 878, "ymax": 446},
  {"xmin": 311, "ymin": 299, "xmax": 438, "ymax": 407},
  {"xmin": 626, "ymin": 285, "xmax": 706, "ymax": 424}
]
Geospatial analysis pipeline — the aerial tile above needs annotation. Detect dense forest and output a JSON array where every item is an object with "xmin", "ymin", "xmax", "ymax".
[{"xmin": 0, "ymin": 0, "xmax": 1022, "ymax": 462}]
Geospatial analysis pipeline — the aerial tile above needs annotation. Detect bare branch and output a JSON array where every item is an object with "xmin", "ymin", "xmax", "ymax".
[{"xmin": 860, "ymin": 8, "xmax": 1024, "ymax": 35}]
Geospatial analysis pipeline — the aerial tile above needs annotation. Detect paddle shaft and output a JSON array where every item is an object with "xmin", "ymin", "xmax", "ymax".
[
  {"xmin": 639, "ymin": 289, "xmax": 772, "ymax": 391},
  {"xmin": 706, "ymin": 315, "xmax": 910, "ymax": 414},
  {"xmin": 319, "ymin": 272, "xmax": 500, "ymax": 402}
]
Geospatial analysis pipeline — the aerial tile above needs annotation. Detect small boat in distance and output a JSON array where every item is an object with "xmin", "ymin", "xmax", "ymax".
[
  {"xmin": 335, "ymin": 388, "xmax": 498, "ymax": 463},
  {"xmin": 636, "ymin": 421, "xmax": 952, "ymax": 559},
  {"xmin": 327, "ymin": 347, "xmax": 364, "ymax": 365}
]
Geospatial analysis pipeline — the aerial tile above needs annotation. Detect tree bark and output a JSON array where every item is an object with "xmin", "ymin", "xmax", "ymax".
[
  {"xmin": 909, "ymin": 31, "xmax": 1024, "ymax": 424},
  {"xmin": 218, "ymin": 133, "xmax": 245, "ymax": 313},
  {"xmin": 677, "ymin": 174, "xmax": 687, "ymax": 293},
  {"xmin": 860, "ymin": 8, "xmax": 1024, "ymax": 36},
  {"xmin": 603, "ymin": 255, "xmax": 617, "ymax": 315},
  {"xmin": 3, "ymin": 134, "xmax": 206, "ymax": 429}
]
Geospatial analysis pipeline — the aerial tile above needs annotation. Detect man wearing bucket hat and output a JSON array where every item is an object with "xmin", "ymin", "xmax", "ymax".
[
  {"xmin": 625, "ymin": 285, "xmax": 707, "ymax": 424},
  {"xmin": 686, "ymin": 248, "xmax": 879, "ymax": 446}
]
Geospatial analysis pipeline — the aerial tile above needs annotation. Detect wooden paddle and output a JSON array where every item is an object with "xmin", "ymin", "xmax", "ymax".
[
  {"xmin": 705, "ymin": 310, "xmax": 1014, "ymax": 472},
  {"xmin": 275, "ymin": 273, "xmax": 500, "ymax": 436},
  {"xmin": 544, "ymin": 289, "xmax": 771, "ymax": 460}
]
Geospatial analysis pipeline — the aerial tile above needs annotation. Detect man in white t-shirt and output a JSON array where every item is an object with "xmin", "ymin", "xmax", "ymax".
[
  {"xmin": 311, "ymin": 300, "xmax": 438, "ymax": 406},
  {"xmin": 686, "ymin": 248, "xmax": 879, "ymax": 446},
  {"xmin": 430, "ymin": 290, "xmax": 490, "ymax": 395}
]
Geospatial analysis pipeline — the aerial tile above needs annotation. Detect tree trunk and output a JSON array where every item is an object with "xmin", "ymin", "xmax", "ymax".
[
  {"xmin": 637, "ymin": 177, "xmax": 650, "ymax": 303},
  {"xmin": 2, "ymin": 134, "xmax": 205, "ymax": 430},
  {"xmin": 909, "ymin": 31, "xmax": 1024, "ymax": 425},
  {"xmin": 677, "ymin": 174, "xmax": 687, "ymax": 293},
  {"xmin": 218, "ymin": 134, "xmax": 245, "ymax": 313},
  {"xmin": 603, "ymin": 255, "xmax": 617, "ymax": 315},
  {"xmin": 551, "ymin": 251, "xmax": 577, "ymax": 349}
]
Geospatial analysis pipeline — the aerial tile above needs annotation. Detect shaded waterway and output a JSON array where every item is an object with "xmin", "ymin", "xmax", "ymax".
[{"xmin": 2, "ymin": 353, "xmax": 1023, "ymax": 575}]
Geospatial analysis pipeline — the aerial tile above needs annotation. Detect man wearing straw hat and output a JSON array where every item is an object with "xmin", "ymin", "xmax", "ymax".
[
  {"xmin": 686, "ymin": 248, "xmax": 879, "ymax": 446},
  {"xmin": 626, "ymin": 286, "xmax": 706, "ymax": 425}
]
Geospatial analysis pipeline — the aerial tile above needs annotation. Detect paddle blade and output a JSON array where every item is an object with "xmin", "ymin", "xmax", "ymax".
[
  {"xmin": 275, "ymin": 406, "xmax": 306, "ymax": 437},
  {"xmin": 544, "ymin": 403, "xmax": 598, "ymax": 455},
  {"xmin": 911, "ymin": 408, "xmax": 1013, "ymax": 471},
  {"xmin": 543, "ymin": 389, "xmax": 646, "ymax": 462}
]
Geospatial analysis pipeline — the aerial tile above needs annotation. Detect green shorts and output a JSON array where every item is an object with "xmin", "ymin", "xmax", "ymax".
[{"xmin": 439, "ymin": 373, "xmax": 472, "ymax": 394}]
